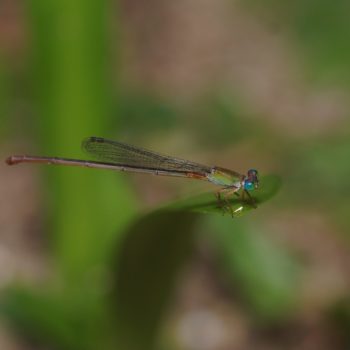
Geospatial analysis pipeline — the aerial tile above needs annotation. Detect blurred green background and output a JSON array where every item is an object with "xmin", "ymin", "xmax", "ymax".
[{"xmin": 1, "ymin": 0, "xmax": 349, "ymax": 349}]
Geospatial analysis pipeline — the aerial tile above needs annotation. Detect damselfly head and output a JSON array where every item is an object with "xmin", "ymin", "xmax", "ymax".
[{"xmin": 245, "ymin": 169, "xmax": 259, "ymax": 190}]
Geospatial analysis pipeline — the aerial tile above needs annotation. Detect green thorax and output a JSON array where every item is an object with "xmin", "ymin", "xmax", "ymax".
[{"xmin": 206, "ymin": 167, "xmax": 243, "ymax": 187}]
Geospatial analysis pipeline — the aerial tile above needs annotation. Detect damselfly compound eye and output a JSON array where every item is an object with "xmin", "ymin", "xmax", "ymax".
[{"xmin": 244, "ymin": 181, "xmax": 254, "ymax": 191}]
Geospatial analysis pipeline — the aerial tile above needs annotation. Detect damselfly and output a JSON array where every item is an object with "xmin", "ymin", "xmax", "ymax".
[{"xmin": 6, "ymin": 137, "xmax": 259, "ymax": 213}]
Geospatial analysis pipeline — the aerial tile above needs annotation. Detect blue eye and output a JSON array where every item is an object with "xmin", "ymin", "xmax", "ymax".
[{"xmin": 244, "ymin": 181, "xmax": 254, "ymax": 191}]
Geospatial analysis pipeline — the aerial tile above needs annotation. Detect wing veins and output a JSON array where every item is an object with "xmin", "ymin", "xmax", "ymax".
[{"xmin": 82, "ymin": 137, "xmax": 211, "ymax": 175}]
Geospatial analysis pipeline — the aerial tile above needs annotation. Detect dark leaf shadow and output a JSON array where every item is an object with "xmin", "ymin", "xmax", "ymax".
[{"xmin": 111, "ymin": 211, "xmax": 199, "ymax": 350}]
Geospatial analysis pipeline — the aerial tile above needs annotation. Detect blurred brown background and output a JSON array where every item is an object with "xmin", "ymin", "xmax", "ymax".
[{"xmin": 0, "ymin": 0, "xmax": 349, "ymax": 349}]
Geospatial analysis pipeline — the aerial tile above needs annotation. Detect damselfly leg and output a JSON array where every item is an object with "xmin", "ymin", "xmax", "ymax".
[
  {"xmin": 241, "ymin": 189, "xmax": 257, "ymax": 209},
  {"xmin": 215, "ymin": 186, "xmax": 240, "ymax": 217}
]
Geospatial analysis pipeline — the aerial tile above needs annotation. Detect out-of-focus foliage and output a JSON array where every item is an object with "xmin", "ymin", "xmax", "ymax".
[
  {"xmin": 1, "ymin": 0, "xmax": 349, "ymax": 349},
  {"xmin": 188, "ymin": 94, "xmax": 263, "ymax": 148},
  {"xmin": 205, "ymin": 216, "xmax": 299, "ymax": 320},
  {"xmin": 0, "ymin": 286, "xmax": 112, "ymax": 350},
  {"xmin": 244, "ymin": 0, "xmax": 350, "ymax": 85},
  {"xmin": 0, "ymin": 54, "xmax": 9, "ymax": 135},
  {"xmin": 113, "ymin": 211, "xmax": 198, "ymax": 350},
  {"xmin": 27, "ymin": 0, "xmax": 137, "ymax": 282},
  {"xmin": 285, "ymin": 138, "xmax": 350, "ymax": 232},
  {"xmin": 117, "ymin": 92, "xmax": 179, "ymax": 136}
]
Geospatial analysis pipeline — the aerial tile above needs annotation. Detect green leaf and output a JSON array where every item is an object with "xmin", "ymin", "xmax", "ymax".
[{"xmin": 165, "ymin": 175, "xmax": 282, "ymax": 217}]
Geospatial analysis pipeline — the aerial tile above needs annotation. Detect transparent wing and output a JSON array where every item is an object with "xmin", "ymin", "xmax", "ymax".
[{"xmin": 82, "ymin": 137, "xmax": 212, "ymax": 176}]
